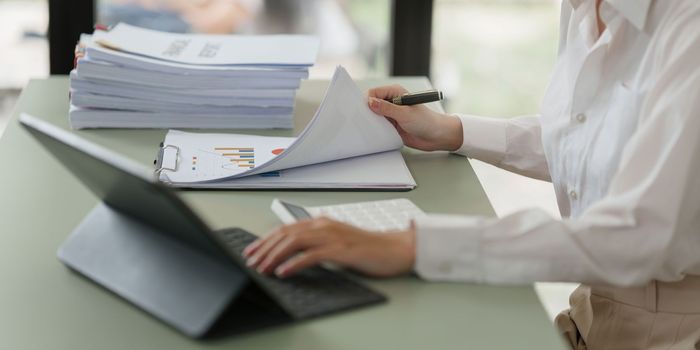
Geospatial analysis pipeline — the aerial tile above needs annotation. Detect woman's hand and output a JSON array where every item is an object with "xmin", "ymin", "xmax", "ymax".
[
  {"xmin": 243, "ymin": 218, "xmax": 416, "ymax": 278},
  {"xmin": 367, "ymin": 85, "xmax": 463, "ymax": 152}
]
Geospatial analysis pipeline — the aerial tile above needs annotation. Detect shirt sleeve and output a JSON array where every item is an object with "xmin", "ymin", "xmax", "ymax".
[
  {"xmin": 416, "ymin": 22, "xmax": 700, "ymax": 287},
  {"xmin": 454, "ymin": 114, "xmax": 551, "ymax": 181}
]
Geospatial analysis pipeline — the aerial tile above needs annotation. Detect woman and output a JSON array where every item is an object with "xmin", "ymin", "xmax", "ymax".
[{"xmin": 244, "ymin": 0, "xmax": 700, "ymax": 348}]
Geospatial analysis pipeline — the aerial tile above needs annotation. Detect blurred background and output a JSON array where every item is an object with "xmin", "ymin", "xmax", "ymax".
[{"xmin": 0, "ymin": 0, "xmax": 560, "ymax": 136}]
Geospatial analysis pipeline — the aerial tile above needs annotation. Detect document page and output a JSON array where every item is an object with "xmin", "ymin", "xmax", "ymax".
[
  {"xmin": 93, "ymin": 23, "xmax": 319, "ymax": 66},
  {"xmin": 158, "ymin": 66, "xmax": 404, "ymax": 184},
  {"xmin": 239, "ymin": 66, "xmax": 403, "ymax": 176},
  {"xmin": 81, "ymin": 34, "xmax": 309, "ymax": 75},
  {"xmin": 160, "ymin": 131, "xmax": 294, "ymax": 183}
]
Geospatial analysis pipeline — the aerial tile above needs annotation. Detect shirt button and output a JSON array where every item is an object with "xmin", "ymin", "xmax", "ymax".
[
  {"xmin": 575, "ymin": 113, "xmax": 587, "ymax": 123},
  {"xmin": 569, "ymin": 190, "xmax": 578, "ymax": 200},
  {"xmin": 438, "ymin": 261, "xmax": 452, "ymax": 274}
]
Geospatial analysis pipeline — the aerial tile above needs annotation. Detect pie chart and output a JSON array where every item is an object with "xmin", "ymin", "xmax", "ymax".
[{"xmin": 271, "ymin": 148, "xmax": 285, "ymax": 155}]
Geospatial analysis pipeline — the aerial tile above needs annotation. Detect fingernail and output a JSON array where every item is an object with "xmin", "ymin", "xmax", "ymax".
[
  {"xmin": 244, "ymin": 240, "xmax": 260, "ymax": 254},
  {"xmin": 258, "ymin": 261, "xmax": 271, "ymax": 273},
  {"xmin": 246, "ymin": 256, "xmax": 259, "ymax": 267},
  {"xmin": 368, "ymin": 97, "xmax": 380, "ymax": 110},
  {"xmin": 275, "ymin": 266, "xmax": 288, "ymax": 278}
]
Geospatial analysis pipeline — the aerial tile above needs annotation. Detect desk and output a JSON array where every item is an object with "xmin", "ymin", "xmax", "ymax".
[{"xmin": 0, "ymin": 77, "xmax": 564, "ymax": 349}]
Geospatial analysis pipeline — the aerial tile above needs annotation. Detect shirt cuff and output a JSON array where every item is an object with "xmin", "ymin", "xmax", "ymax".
[
  {"xmin": 453, "ymin": 114, "xmax": 507, "ymax": 165},
  {"xmin": 414, "ymin": 214, "xmax": 486, "ymax": 282}
]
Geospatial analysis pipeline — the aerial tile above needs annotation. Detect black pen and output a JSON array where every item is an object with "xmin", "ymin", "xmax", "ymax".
[{"xmin": 387, "ymin": 89, "xmax": 444, "ymax": 106}]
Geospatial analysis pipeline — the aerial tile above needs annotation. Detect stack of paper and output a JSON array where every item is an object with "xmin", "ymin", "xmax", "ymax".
[
  {"xmin": 69, "ymin": 23, "xmax": 319, "ymax": 129},
  {"xmin": 156, "ymin": 66, "xmax": 416, "ymax": 190}
]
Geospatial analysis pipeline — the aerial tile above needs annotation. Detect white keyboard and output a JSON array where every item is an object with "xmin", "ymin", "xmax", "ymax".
[{"xmin": 271, "ymin": 198, "xmax": 425, "ymax": 232}]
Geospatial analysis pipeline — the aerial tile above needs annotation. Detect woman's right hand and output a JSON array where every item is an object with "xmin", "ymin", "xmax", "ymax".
[{"xmin": 367, "ymin": 85, "xmax": 463, "ymax": 152}]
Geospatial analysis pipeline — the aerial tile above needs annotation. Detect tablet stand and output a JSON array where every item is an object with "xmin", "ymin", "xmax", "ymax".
[{"xmin": 57, "ymin": 203, "xmax": 247, "ymax": 338}]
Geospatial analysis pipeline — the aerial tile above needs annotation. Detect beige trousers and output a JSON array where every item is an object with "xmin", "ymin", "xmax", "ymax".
[{"xmin": 555, "ymin": 275, "xmax": 700, "ymax": 349}]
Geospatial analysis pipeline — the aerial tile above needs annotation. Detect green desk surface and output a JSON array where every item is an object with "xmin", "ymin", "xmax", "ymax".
[{"xmin": 0, "ymin": 77, "xmax": 564, "ymax": 349}]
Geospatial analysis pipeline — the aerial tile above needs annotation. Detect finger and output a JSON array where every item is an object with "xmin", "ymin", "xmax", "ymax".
[
  {"xmin": 274, "ymin": 247, "xmax": 340, "ymax": 278},
  {"xmin": 257, "ymin": 230, "xmax": 331, "ymax": 274},
  {"xmin": 246, "ymin": 233, "xmax": 286, "ymax": 268},
  {"xmin": 245, "ymin": 220, "xmax": 315, "ymax": 267},
  {"xmin": 244, "ymin": 227, "xmax": 289, "ymax": 258},
  {"xmin": 367, "ymin": 84, "xmax": 408, "ymax": 100},
  {"xmin": 368, "ymin": 97, "xmax": 410, "ymax": 122},
  {"xmin": 243, "ymin": 238, "xmax": 264, "ymax": 257}
]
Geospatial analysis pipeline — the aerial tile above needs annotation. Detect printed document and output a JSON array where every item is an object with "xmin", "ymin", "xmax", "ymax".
[
  {"xmin": 158, "ymin": 66, "xmax": 413, "ymax": 189},
  {"xmin": 93, "ymin": 23, "xmax": 319, "ymax": 66}
]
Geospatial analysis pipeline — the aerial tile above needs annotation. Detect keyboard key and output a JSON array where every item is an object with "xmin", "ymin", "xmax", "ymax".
[{"xmin": 303, "ymin": 199, "xmax": 424, "ymax": 232}]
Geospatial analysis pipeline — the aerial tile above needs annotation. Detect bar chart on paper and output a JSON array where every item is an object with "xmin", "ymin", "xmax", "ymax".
[
  {"xmin": 190, "ymin": 147, "xmax": 257, "ymax": 176},
  {"xmin": 216, "ymin": 147, "xmax": 256, "ymax": 169},
  {"xmin": 186, "ymin": 143, "xmax": 289, "ymax": 180},
  {"xmin": 160, "ymin": 130, "xmax": 296, "ymax": 183}
]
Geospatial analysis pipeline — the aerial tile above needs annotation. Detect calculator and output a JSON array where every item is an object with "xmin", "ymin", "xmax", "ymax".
[{"xmin": 271, "ymin": 198, "xmax": 426, "ymax": 232}]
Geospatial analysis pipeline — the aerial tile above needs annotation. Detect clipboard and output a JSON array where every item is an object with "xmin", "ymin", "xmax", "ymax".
[
  {"xmin": 152, "ymin": 132, "xmax": 416, "ymax": 191},
  {"xmin": 154, "ymin": 143, "xmax": 180, "ymax": 176}
]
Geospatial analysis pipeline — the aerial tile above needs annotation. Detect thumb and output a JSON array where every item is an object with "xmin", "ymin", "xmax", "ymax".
[{"xmin": 368, "ymin": 97, "xmax": 408, "ymax": 122}]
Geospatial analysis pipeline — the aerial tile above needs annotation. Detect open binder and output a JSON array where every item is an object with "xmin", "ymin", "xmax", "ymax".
[{"xmin": 153, "ymin": 67, "xmax": 417, "ymax": 190}]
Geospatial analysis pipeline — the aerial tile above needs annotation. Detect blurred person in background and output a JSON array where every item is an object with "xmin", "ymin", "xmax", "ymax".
[
  {"xmin": 244, "ymin": 0, "xmax": 700, "ymax": 348},
  {"xmin": 100, "ymin": 0, "xmax": 262, "ymax": 33}
]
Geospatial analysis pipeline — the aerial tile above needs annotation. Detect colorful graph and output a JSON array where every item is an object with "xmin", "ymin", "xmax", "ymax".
[{"xmin": 214, "ymin": 147, "xmax": 255, "ymax": 169}]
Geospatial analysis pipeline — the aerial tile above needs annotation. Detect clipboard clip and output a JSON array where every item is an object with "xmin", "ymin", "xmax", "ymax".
[{"xmin": 155, "ymin": 144, "xmax": 180, "ymax": 175}]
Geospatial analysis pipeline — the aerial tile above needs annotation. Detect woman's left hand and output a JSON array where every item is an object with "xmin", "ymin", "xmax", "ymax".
[{"xmin": 243, "ymin": 218, "xmax": 416, "ymax": 278}]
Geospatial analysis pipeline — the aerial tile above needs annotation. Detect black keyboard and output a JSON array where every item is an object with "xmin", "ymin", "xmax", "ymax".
[{"xmin": 217, "ymin": 228, "xmax": 387, "ymax": 320}]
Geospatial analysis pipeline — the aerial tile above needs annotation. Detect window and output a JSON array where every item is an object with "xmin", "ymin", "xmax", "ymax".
[
  {"xmin": 0, "ymin": 0, "xmax": 49, "ymax": 134},
  {"xmin": 432, "ymin": 0, "xmax": 560, "ymax": 116}
]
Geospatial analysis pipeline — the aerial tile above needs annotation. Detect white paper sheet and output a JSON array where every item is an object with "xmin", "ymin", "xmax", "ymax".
[
  {"xmin": 237, "ymin": 66, "xmax": 403, "ymax": 176},
  {"xmin": 69, "ymin": 71, "xmax": 297, "ymax": 99},
  {"xmin": 157, "ymin": 66, "xmax": 404, "ymax": 184},
  {"xmin": 80, "ymin": 34, "xmax": 308, "ymax": 75},
  {"xmin": 93, "ymin": 23, "xmax": 319, "ymax": 66}
]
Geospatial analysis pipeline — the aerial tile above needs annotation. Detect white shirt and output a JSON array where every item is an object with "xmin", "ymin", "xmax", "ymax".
[{"xmin": 415, "ymin": 0, "xmax": 700, "ymax": 286}]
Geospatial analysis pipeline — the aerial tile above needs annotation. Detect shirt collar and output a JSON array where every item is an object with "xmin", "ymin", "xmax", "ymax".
[
  {"xmin": 568, "ymin": 0, "xmax": 585, "ymax": 9},
  {"xmin": 567, "ymin": 0, "xmax": 653, "ymax": 31},
  {"xmin": 606, "ymin": 0, "xmax": 652, "ymax": 30}
]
